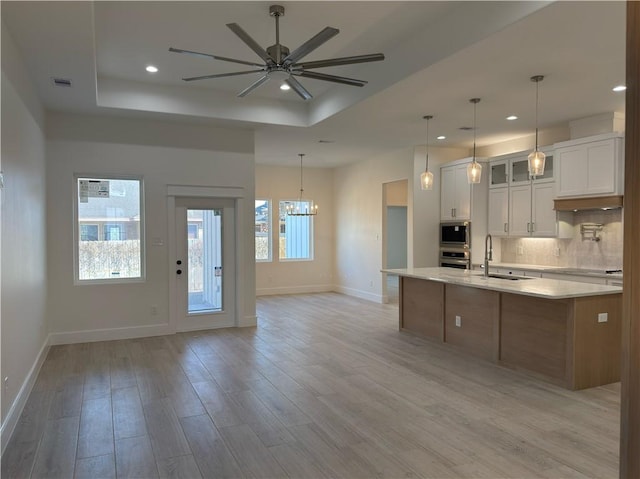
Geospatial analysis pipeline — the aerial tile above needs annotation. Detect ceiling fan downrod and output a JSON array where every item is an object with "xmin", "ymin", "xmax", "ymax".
[{"xmin": 268, "ymin": 5, "xmax": 287, "ymax": 65}]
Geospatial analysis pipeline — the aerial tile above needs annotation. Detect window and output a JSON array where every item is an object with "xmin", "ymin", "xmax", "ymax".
[
  {"xmin": 76, "ymin": 177, "xmax": 144, "ymax": 282},
  {"xmin": 255, "ymin": 199, "xmax": 271, "ymax": 262},
  {"xmin": 279, "ymin": 200, "xmax": 313, "ymax": 260},
  {"xmin": 80, "ymin": 224, "xmax": 99, "ymax": 241},
  {"xmin": 103, "ymin": 223, "xmax": 125, "ymax": 241},
  {"xmin": 188, "ymin": 223, "xmax": 199, "ymax": 239}
]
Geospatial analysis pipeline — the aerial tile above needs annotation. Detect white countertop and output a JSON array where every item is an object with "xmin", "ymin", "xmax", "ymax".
[{"xmin": 382, "ymin": 267, "xmax": 623, "ymax": 299}]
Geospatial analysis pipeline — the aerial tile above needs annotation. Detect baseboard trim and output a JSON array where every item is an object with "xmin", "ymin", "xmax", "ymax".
[
  {"xmin": 238, "ymin": 315, "xmax": 257, "ymax": 327},
  {"xmin": 48, "ymin": 323, "xmax": 172, "ymax": 345},
  {"xmin": 1, "ymin": 334, "xmax": 51, "ymax": 456},
  {"xmin": 256, "ymin": 284, "xmax": 334, "ymax": 296},
  {"xmin": 334, "ymin": 285, "xmax": 384, "ymax": 303}
]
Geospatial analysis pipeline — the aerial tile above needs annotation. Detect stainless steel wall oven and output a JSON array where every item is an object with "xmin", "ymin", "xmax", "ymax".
[{"xmin": 439, "ymin": 221, "xmax": 471, "ymax": 269}]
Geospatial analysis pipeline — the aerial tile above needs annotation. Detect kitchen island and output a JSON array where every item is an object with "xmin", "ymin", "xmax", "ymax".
[{"xmin": 382, "ymin": 267, "xmax": 623, "ymax": 390}]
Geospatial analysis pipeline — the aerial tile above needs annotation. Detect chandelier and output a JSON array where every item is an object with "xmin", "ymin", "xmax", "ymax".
[{"xmin": 286, "ymin": 153, "xmax": 318, "ymax": 216}]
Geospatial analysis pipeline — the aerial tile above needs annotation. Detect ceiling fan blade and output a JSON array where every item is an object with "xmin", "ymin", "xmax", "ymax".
[
  {"xmin": 237, "ymin": 75, "xmax": 270, "ymax": 98},
  {"xmin": 226, "ymin": 23, "xmax": 273, "ymax": 64},
  {"xmin": 294, "ymin": 53, "xmax": 385, "ymax": 70},
  {"xmin": 169, "ymin": 47, "xmax": 264, "ymax": 67},
  {"xmin": 182, "ymin": 69, "xmax": 265, "ymax": 82},
  {"xmin": 294, "ymin": 70, "xmax": 367, "ymax": 87},
  {"xmin": 282, "ymin": 27, "xmax": 339, "ymax": 66},
  {"xmin": 285, "ymin": 76, "xmax": 313, "ymax": 101}
]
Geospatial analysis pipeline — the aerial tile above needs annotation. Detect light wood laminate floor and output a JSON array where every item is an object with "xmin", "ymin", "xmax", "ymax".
[{"xmin": 2, "ymin": 293, "xmax": 620, "ymax": 478}]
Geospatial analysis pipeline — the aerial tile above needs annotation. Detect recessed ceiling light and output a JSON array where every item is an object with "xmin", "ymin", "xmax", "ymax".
[
  {"xmin": 436, "ymin": 135, "xmax": 446, "ymax": 140},
  {"xmin": 612, "ymin": 85, "xmax": 626, "ymax": 92},
  {"xmin": 506, "ymin": 115, "xmax": 518, "ymax": 121},
  {"xmin": 145, "ymin": 65, "xmax": 159, "ymax": 73},
  {"xmin": 280, "ymin": 83, "xmax": 291, "ymax": 91}
]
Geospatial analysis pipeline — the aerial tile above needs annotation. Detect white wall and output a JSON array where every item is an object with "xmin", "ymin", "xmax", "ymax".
[
  {"xmin": 334, "ymin": 148, "xmax": 414, "ymax": 302},
  {"xmin": 1, "ymin": 24, "xmax": 49, "ymax": 451},
  {"xmin": 255, "ymin": 164, "xmax": 334, "ymax": 295},
  {"xmin": 45, "ymin": 113, "xmax": 256, "ymax": 342}
]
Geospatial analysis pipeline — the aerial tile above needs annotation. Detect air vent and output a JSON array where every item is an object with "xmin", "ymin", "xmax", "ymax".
[{"xmin": 51, "ymin": 77, "xmax": 72, "ymax": 87}]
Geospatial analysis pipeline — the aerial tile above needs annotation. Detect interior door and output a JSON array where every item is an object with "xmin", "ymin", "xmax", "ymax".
[{"xmin": 174, "ymin": 197, "xmax": 235, "ymax": 331}]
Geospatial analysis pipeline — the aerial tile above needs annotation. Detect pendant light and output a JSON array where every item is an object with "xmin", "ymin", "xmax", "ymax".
[
  {"xmin": 420, "ymin": 115, "xmax": 434, "ymax": 190},
  {"xmin": 467, "ymin": 98, "xmax": 482, "ymax": 184},
  {"xmin": 528, "ymin": 75, "xmax": 545, "ymax": 177},
  {"xmin": 286, "ymin": 153, "xmax": 318, "ymax": 216}
]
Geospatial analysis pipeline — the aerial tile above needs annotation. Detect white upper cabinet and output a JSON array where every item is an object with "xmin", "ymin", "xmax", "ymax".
[
  {"xmin": 507, "ymin": 183, "xmax": 558, "ymax": 237},
  {"xmin": 531, "ymin": 183, "xmax": 558, "ymax": 237},
  {"xmin": 488, "ymin": 187, "xmax": 509, "ymax": 236},
  {"xmin": 509, "ymin": 184, "xmax": 531, "ymax": 236},
  {"xmin": 488, "ymin": 147, "xmax": 564, "ymax": 238},
  {"xmin": 441, "ymin": 162, "xmax": 472, "ymax": 220},
  {"xmin": 555, "ymin": 133, "xmax": 624, "ymax": 198}
]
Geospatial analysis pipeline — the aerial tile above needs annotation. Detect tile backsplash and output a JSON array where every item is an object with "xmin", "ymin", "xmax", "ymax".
[{"xmin": 500, "ymin": 209, "xmax": 623, "ymax": 269}]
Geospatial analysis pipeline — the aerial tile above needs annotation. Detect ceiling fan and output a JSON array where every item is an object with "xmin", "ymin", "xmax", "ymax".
[{"xmin": 169, "ymin": 4, "xmax": 385, "ymax": 100}]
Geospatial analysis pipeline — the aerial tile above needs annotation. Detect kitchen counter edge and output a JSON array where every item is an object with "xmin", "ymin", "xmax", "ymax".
[{"xmin": 382, "ymin": 267, "xmax": 622, "ymax": 299}]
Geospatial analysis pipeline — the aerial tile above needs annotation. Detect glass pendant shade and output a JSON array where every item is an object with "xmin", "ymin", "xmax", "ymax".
[
  {"xmin": 420, "ymin": 170, "xmax": 434, "ymax": 190},
  {"xmin": 420, "ymin": 114, "xmax": 434, "ymax": 190},
  {"xmin": 528, "ymin": 75, "xmax": 545, "ymax": 178},
  {"xmin": 467, "ymin": 160, "xmax": 482, "ymax": 184},
  {"xmin": 528, "ymin": 149, "xmax": 546, "ymax": 177},
  {"xmin": 467, "ymin": 98, "xmax": 482, "ymax": 184}
]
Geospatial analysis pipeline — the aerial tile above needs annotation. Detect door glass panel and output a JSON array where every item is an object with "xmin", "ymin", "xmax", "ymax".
[
  {"xmin": 511, "ymin": 159, "xmax": 530, "ymax": 183},
  {"xmin": 535, "ymin": 155, "xmax": 554, "ymax": 180},
  {"xmin": 490, "ymin": 162, "xmax": 507, "ymax": 186},
  {"xmin": 187, "ymin": 208, "xmax": 222, "ymax": 313}
]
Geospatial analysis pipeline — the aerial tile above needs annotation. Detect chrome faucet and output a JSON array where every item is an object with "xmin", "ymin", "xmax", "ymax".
[{"xmin": 484, "ymin": 234, "xmax": 493, "ymax": 277}]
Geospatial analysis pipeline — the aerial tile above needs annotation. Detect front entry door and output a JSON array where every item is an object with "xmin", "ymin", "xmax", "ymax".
[{"xmin": 174, "ymin": 198, "xmax": 235, "ymax": 330}]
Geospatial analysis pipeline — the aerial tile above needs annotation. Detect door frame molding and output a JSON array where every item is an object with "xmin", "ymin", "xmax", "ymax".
[{"xmin": 167, "ymin": 185, "xmax": 247, "ymax": 333}]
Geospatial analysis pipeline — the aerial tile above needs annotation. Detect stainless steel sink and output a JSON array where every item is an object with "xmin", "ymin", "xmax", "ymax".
[{"xmin": 476, "ymin": 273, "xmax": 533, "ymax": 281}]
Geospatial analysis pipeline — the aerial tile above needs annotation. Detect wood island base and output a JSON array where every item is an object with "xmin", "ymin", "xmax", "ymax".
[{"xmin": 399, "ymin": 276, "xmax": 622, "ymax": 390}]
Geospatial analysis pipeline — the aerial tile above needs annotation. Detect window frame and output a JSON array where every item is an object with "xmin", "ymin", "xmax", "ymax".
[
  {"xmin": 255, "ymin": 198, "xmax": 272, "ymax": 263},
  {"xmin": 73, "ymin": 174, "xmax": 146, "ymax": 285},
  {"xmin": 278, "ymin": 199, "xmax": 315, "ymax": 262}
]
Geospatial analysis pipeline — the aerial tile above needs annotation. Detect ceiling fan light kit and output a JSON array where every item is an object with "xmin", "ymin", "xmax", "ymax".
[{"xmin": 170, "ymin": 4, "xmax": 385, "ymax": 100}]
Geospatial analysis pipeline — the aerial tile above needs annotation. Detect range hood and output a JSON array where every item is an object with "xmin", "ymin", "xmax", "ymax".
[{"xmin": 554, "ymin": 195, "xmax": 623, "ymax": 211}]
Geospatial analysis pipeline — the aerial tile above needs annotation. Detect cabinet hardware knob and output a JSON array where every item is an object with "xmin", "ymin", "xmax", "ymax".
[{"xmin": 176, "ymin": 269, "xmax": 182, "ymax": 275}]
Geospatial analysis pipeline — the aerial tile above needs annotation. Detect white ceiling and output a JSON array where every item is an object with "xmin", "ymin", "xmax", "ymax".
[{"xmin": 1, "ymin": 1, "xmax": 626, "ymax": 168}]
